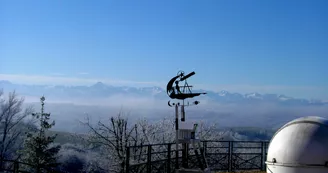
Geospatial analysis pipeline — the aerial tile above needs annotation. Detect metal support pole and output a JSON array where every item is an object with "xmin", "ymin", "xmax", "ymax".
[
  {"xmin": 175, "ymin": 104, "xmax": 179, "ymax": 169},
  {"xmin": 181, "ymin": 104, "xmax": 184, "ymax": 124},
  {"xmin": 181, "ymin": 103, "xmax": 188, "ymax": 168}
]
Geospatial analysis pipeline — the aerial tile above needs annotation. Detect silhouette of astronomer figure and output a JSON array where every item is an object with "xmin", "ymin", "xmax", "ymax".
[{"xmin": 175, "ymin": 81, "xmax": 182, "ymax": 94}]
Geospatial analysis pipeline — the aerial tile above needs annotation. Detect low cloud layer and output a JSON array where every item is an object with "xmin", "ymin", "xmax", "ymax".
[
  {"xmin": 2, "ymin": 76, "xmax": 328, "ymax": 133},
  {"xmin": 22, "ymin": 94, "xmax": 328, "ymax": 133}
]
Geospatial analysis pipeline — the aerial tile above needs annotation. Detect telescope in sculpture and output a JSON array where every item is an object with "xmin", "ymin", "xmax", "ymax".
[{"xmin": 166, "ymin": 71, "xmax": 206, "ymax": 100}]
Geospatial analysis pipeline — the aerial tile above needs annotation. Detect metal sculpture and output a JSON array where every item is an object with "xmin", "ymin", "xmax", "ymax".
[
  {"xmin": 167, "ymin": 70, "xmax": 209, "ymax": 172},
  {"xmin": 167, "ymin": 71, "xmax": 206, "ymax": 106}
]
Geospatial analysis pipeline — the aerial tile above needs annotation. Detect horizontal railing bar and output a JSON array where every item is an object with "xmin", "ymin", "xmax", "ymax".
[
  {"xmin": 232, "ymin": 153, "xmax": 263, "ymax": 155},
  {"xmin": 233, "ymin": 147, "xmax": 263, "ymax": 149},
  {"xmin": 127, "ymin": 141, "xmax": 270, "ymax": 148},
  {"xmin": 204, "ymin": 147, "xmax": 228, "ymax": 149}
]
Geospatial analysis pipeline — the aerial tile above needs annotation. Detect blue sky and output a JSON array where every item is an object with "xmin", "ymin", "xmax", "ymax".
[{"xmin": 1, "ymin": 0, "xmax": 328, "ymax": 99}]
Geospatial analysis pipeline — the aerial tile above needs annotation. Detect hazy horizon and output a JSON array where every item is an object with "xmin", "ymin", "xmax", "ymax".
[{"xmin": 2, "ymin": 80, "xmax": 327, "ymax": 133}]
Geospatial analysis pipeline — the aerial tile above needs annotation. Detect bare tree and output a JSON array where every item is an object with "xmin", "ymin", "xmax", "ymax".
[
  {"xmin": 135, "ymin": 116, "xmax": 228, "ymax": 163},
  {"xmin": 81, "ymin": 111, "xmax": 145, "ymax": 173},
  {"xmin": 138, "ymin": 116, "xmax": 225, "ymax": 143},
  {"xmin": 81, "ymin": 110, "xmax": 225, "ymax": 172},
  {"xmin": 197, "ymin": 120, "xmax": 228, "ymax": 140},
  {"xmin": 0, "ymin": 89, "xmax": 33, "ymax": 168},
  {"xmin": 138, "ymin": 116, "xmax": 176, "ymax": 144}
]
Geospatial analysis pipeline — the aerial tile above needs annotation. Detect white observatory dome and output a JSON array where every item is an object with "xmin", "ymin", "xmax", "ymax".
[{"xmin": 266, "ymin": 116, "xmax": 328, "ymax": 173}]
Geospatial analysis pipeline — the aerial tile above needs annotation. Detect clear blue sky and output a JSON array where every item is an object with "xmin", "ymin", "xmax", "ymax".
[{"xmin": 1, "ymin": 0, "xmax": 328, "ymax": 99}]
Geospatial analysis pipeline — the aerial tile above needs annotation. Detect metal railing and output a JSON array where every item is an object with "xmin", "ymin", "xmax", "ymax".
[{"xmin": 125, "ymin": 140, "xmax": 270, "ymax": 173}]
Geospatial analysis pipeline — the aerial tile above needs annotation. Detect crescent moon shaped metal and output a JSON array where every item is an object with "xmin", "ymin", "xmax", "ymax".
[{"xmin": 168, "ymin": 100, "xmax": 173, "ymax": 107}]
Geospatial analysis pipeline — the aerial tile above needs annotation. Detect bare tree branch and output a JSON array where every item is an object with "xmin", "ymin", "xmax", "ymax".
[
  {"xmin": 0, "ymin": 89, "xmax": 34, "ymax": 169},
  {"xmin": 80, "ymin": 111, "xmax": 144, "ymax": 173}
]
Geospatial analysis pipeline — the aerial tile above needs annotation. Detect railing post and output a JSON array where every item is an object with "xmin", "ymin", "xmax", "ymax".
[
  {"xmin": 125, "ymin": 146, "xmax": 130, "ymax": 173},
  {"xmin": 263, "ymin": 142, "xmax": 268, "ymax": 171},
  {"xmin": 175, "ymin": 145, "xmax": 179, "ymax": 169},
  {"xmin": 147, "ymin": 145, "xmax": 152, "ymax": 173},
  {"xmin": 14, "ymin": 161, "xmax": 19, "ymax": 173},
  {"xmin": 260, "ymin": 142, "xmax": 264, "ymax": 171},
  {"xmin": 203, "ymin": 141, "xmax": 207, "ymax": 157},
  {"xmin": 228, "ymin": 141, "xmax": 232, "ymax": 172},
  {"xmin": 203, "ymin": 141, "xmax": 207, "ymax": 168},
  {"xmin": 167, "ymin": 143, "xmax": 171, "ymax": 173},
  {"xmin": 185, "ymin": 143, "xmax": 189, "ymax": 168},
  {"xmin": 36, "ymin": 165, "xmax": 40, "ymax": 173},
  {"xmin": 182, "ymin": 144, "xmax": 187, "ymax": 168},
  {"xmin": 0, "ymin": 157, "xmax": 3, "ymax": 171}
]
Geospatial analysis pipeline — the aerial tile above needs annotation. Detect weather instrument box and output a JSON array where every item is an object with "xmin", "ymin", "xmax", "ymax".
[{"xmin": 178, "ymin": 122, "xmax": 198, "ymax": 141}]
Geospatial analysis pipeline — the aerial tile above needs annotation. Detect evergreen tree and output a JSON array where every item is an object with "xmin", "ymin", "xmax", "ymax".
[{"xmin": 20, "ymin": 96, "xmax": 61, "ymax": 172}]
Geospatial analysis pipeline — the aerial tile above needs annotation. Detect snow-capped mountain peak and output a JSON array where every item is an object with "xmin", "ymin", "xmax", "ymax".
[
  {"xmin": 245, "ymin": 92, "xmax": 262, "ymax": 99},
  {"xmin": 218, "ymin": 90, "xmax": 229, "ymax": 96}
]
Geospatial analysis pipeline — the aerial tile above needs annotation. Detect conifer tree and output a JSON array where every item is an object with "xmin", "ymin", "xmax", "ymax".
[{"xmin": 21, "ymin": 96, "xmax": 61, "ymax": 172}]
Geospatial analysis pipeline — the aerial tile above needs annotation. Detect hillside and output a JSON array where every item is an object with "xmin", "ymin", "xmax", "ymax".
[{"xmin": 46, "ymin": 130, "xmax": 87, "ymax": 145}]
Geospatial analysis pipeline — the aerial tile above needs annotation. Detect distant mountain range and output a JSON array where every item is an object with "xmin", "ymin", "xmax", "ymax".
[{"xmin": 1, "ymin": 80, "xmax": 327, "ymax": 106}]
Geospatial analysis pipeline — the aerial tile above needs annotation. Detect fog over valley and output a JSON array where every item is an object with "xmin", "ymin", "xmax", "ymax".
[{"xmin": 2, "ymin": 80, "xmax": 327, "ymax": 133}]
